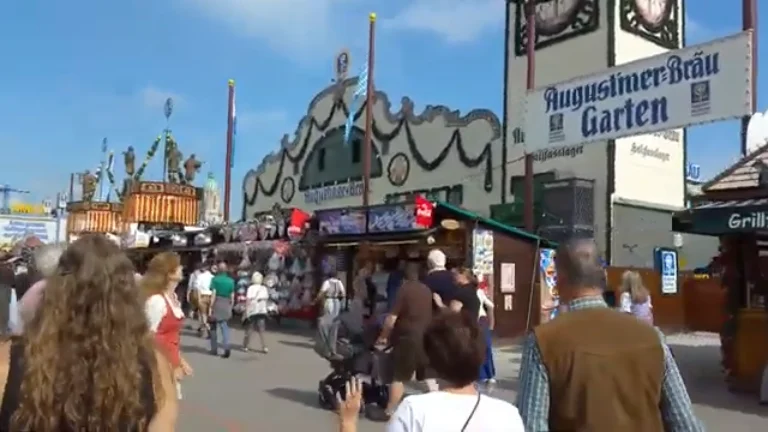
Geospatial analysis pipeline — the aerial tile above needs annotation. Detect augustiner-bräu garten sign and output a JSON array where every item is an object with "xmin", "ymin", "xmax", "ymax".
[{"xmin": 523, "ymin": 31, "xmax": 753, "ymax": 152}]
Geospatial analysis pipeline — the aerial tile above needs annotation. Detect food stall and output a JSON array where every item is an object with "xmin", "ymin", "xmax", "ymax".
[
  {"xmin": 314, "ymin": 199, "xmax": 555, "ymax": 338},
  {"xmin": 672, "ymin": 147, "xmax": 768, "ymax": 394}
]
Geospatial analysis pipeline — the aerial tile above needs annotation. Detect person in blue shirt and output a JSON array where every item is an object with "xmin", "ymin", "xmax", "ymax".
[{"xmin": 422, "ymin": 249, "xmax": 459, "ymax": 313}]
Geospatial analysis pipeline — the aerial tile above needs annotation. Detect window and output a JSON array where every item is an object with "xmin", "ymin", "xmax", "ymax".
[
  {"xmin": 352, "ymin": 139, "xmax": 361, "ymax": 163},
  {"xmin": 318, "ymin": 148, "xmax": 326, "ymax": 171}
]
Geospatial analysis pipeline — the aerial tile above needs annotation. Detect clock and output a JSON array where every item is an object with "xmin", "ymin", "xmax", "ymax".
[
  {"xmin": 619, "ymin": 0, "xmax": 679, "ymax": 49},
  {"xmin": 535, "ymin": 0, "xmax": 582, "ymax": 36},
  {"xmin": 634, "ymin": 0, "xmax": 672, "ymax": 30},
  {"xmin": 513, "ymin": 0, "xmax": 600, "ymax": 56}
]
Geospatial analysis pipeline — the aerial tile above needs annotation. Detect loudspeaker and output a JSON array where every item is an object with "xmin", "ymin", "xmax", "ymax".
[{"xmin": 539, "ymin": 178, "xmax": 595, "ymax": 242}]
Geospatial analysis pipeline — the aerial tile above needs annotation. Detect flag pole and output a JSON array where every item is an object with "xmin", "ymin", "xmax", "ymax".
[
  {"xmin": 224, "ymin": 79, "xmax": 235, "ymax": 222},
  {"xmin": 740, "ymin": 0, "xmax": 757, "ymax": 156},
  {"xmin": 522, "ymin": 0, "xmax": 536, "ymax": 232},
  {"xmin": 362, "ymin": 13, "xmax": 376, "ymax": 210}
]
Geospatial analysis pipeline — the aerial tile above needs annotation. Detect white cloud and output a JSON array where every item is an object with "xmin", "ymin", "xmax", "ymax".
[
  {"xmin": 382, "ymin": 0, "xmax": 504, "ymax": 43},
  {"xmin": 138, "ymin": 86, "xmax": 185, "ymax": 112},
  {"xmin": 180, "ymin": 0, "xmax": 346, "ymax": 58}
]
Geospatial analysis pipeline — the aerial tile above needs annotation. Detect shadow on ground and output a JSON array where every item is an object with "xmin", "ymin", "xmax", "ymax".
[
  {"xmin": 180, "ymin": 344, "xmax": 212, "ymax": 355},
  {"xmin": 669, "ymin": 343, "xmax": 768, "ymax": 418},
  {"xmin": 279, "ymin": 340, "xmax": 316, "ymax": 349},
  {"xmin": 495, "ymin": 378, "xmax": 519, "ymax": 392},
  {"xmin": 266, "ymin": 387, "xmax": 321, "ymax": 409}
]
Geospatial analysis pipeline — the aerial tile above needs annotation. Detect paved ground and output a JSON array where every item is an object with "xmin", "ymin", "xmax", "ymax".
[{"xmin": 176, "ymin": 321, "xmax": 768, "ymax": 431}]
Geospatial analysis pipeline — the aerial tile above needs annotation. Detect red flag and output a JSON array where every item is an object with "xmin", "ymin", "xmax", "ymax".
[
  {"xmin": 288, "ymin": 208, "xmax": 311, "ymax": 238},
  {"xmin": 414, "ymin": 196, "xmax": 434, "ymax": 228}
]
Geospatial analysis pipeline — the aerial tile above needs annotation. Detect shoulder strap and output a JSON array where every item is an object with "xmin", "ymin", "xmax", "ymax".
[{"xmin": 460, "ymin": 393, "xmax": 481, "ymax": 432}]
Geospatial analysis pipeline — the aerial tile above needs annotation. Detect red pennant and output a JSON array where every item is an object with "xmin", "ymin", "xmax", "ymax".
[{"xmin": 288, "ymin": 208, "xmax": 311, "ymax": 238}]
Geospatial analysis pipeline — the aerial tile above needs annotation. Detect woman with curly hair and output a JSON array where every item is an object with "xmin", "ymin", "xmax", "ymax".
[
  {"xmin": 0, "ymin": 234, "xmax": 178, "ymax": 430},
  {"xmin": 141, "ymin": 251, "xmax": 193, "ymax": 399}
]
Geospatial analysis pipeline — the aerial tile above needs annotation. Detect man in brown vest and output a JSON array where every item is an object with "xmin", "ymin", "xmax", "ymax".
[{"xmin": 516, "ymin": 238, "xmax": 703, "ymax": 431}]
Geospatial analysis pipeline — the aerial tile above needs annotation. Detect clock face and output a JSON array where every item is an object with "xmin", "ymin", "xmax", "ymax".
[
  {"xmin": 634, "ymin": 0, "xmax": 670, "ymax": 28},
  {"xmin": 536, "ymin": 0, "xmax": 582, "ymax": 35}
]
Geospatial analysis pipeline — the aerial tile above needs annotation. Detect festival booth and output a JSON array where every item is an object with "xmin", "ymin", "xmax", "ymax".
[
  {"xmin": 210, "ymin": 206, "xmax": 316, "ymax": 320},
  {"xmin": 66, "ymin": 201, "xmax": 124, "ymax": 240},
  {"xmin": 672, "ymin": 144, "xmax": 768, "ymax": 395},
  {"xmin": 314, "ymin": 199, "xmax": 555, "ymax": 338},
  {"xmin": 66, "ymin": 168, "xmax": 125, "ymax": 240}
]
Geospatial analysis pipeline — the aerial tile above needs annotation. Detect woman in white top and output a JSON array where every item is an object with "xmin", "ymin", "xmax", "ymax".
[
  {"xmin": 242, "ymin": 271, "xmax": 270, "ymax": 353},
  {"xmin": 315, "ymin": 268, "xmax": 346, "ymax": 359},
  {"xmin": 317, "ymin": 268, "xmax": 345, "ymax": 319},
  {"xmin": 618, "ymin": 270, "xmax": 653, "ymax": 324},
  {"xmin": 141, "ymin": 252, "xmax": 193, "ymax": 400},
  {"xmin": 337, "ymin": 311, "xmax": 524, "ymax": 432}
]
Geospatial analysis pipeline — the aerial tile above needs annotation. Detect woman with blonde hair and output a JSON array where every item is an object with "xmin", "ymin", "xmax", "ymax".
[
  {"xmin": 0, "ymin": 234, "xmax": 177, "ymax": 430},
  {"xmin": 619, "ymin": 270, "xmax": 653, "ymax": 324},
  {"xmin": 141, "ymin": 251, "xmax": 193, "ymax": 399},
  {"xmin": 242, "ymin": 271, "xmax": 270, "ymax": 353}
]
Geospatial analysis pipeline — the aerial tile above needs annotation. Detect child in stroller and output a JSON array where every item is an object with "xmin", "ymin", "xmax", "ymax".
[{"xmin": 314, "ymin": 310, "xmax": 390, "ymax": 411}]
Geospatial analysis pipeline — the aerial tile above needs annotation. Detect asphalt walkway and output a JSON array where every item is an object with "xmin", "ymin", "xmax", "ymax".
[{"xmin": 175, "ymin": 322, "xmax": 768, "ymax": 431}]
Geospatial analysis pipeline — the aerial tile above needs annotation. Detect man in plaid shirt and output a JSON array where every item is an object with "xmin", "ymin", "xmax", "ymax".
[{"xmin": 516, "ymin": 238, "xmax": 703, "ymax": 431}]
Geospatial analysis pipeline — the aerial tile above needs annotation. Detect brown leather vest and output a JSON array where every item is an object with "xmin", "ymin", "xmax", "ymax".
[{"xmin": 533, "ymin": 307, "xmax": 665, "ymax": 431}]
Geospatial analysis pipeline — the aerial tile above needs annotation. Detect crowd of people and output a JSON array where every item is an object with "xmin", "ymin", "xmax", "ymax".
[
  {"xmin": 333, "ymin": 240, "xmax": 705, "ymax": 431},
  {"xmin": 0, "ymin": 234, "xmax": 709, "ymax": 431}
]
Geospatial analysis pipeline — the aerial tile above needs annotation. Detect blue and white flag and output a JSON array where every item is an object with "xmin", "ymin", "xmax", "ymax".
[{"xmin": 344, "ymin": 62, "xmax": 369, "ymax": 144}]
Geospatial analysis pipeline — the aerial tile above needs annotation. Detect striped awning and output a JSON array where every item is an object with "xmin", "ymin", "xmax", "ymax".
[{"xmin": 673, "ymin": 198, "xmax": 768, "ymax": 235}]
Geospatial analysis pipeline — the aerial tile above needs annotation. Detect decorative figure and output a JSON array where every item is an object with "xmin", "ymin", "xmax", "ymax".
[
  {"xmin": 81, "ymin": 170, "xmax": 97, "ymax": 201},
  {"xmin": 123, "ymin": 146, "xmax": 136, "ymax": 177},
  {"xmin": 167, "ymin": 148, "xmax": 182, "ymax": 183},
  {"xmin": 183, "ymin": 154, "xmax": 202, "ymax": 184}
]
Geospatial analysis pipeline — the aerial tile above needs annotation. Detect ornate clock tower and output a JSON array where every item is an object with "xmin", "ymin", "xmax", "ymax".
[{"xmin": 503, "ymin": 0, "xmax": 687, "ymax": 266}]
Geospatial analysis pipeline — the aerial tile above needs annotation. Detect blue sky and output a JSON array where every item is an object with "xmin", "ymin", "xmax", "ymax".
[{"xmin": 0, "ymin": 0, "xmax": 764, "ymax": 216}]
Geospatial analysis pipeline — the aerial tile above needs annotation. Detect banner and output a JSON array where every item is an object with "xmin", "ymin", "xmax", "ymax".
[
  {"xmin": 524, "ymin": 31, "xmax": 753, "ymax": 151},
  {"xmin": 368, "ymin": 205, "xmax": 419, "ymax": 233},
  {"xmin": 316, "ymin": 209, "xmax": 366, "ymax": 235}
]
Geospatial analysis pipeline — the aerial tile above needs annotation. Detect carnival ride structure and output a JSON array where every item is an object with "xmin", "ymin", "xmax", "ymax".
[{"xmin": 66, "ymin": 98, "xmax": 205, "ymax": 243}]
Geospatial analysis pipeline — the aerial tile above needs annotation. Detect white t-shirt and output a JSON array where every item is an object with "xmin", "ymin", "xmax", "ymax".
[
  {"xmin": 387, "ymin": 392, "xmax": 524, "ymax": 432},
  {"xmin": 245, "ymin": 284, "xmax": 270, "ymax": 317},
  {"xmin": 188, "ymin": 270, "xmax": 199, "ymax": 292},
  {"xmin": 320, "ymin": 277, "xmax": 345, "ymax": 318},
  {"xmin": 145, "ymin": 293, "xmax": 185, "ymax": 332},
  {"xmin": 195, "ymin": 271, "xmax": 214, "ymax": 296},
  {"xmin": 619, "ymin": 292, "xmax": 653, "ymax": 313}
]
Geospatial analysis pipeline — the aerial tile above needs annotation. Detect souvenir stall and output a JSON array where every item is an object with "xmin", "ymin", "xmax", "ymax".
[{"xmin": 211, "ymin": 207, "xmax": 316, "ymax": 321}]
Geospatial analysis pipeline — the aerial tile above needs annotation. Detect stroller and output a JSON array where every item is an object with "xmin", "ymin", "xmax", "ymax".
[{"xmin": 314, "ymin": 311, "xmax": 390, "ymax": 411}]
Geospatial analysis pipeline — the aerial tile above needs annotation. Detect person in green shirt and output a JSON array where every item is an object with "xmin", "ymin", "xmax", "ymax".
[{"xmin": 209, "ymin": 262, "xmax": 235, "ymax": 358}]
